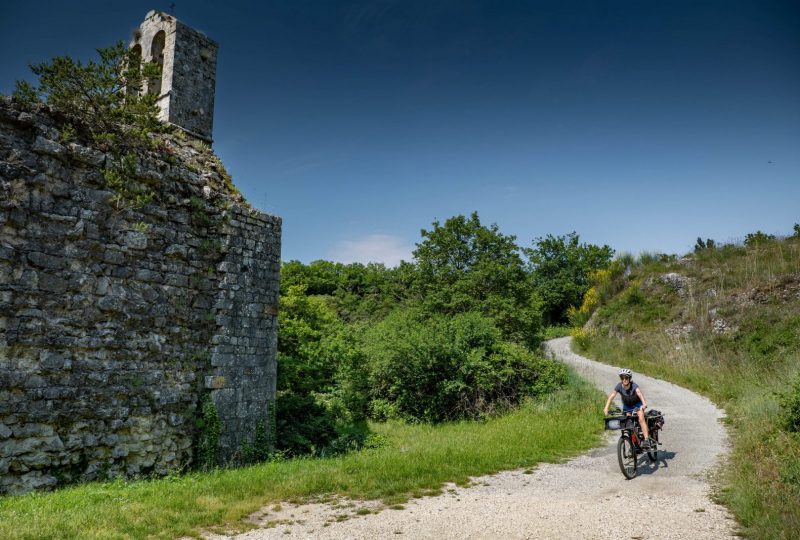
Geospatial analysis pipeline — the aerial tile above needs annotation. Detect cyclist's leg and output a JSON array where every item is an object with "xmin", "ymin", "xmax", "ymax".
[{"xmin": 636, "ymin": 406, "xmax": 650, "ymax": 440}]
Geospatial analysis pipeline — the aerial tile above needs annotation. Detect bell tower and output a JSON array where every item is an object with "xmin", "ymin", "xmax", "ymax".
[{"xmin": 131, "ymin": 11, "xmax": 218, "ymax": 143}]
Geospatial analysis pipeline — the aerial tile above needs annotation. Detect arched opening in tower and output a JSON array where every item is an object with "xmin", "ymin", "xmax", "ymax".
[
  {"xmin": 127, "ymin": 44, "xmax": 143, "ymax": 96},
  {"xmin": 149, "ymin": 30, "xmax": 166, "ymax": 96}
]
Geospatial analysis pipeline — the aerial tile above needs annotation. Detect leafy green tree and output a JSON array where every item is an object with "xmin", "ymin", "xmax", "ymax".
[
  {"xmin": 275, "ymin": 285, "xmax": 342, "ymax": 454},
  {"xmin": 525, "ymin": 232, "xmax": 614, "ymax": 325},
  {"xmin": 277, "ymin": 285, "xmax": 341, "ymax": 395},
  {"xmin": 13, "ymin": 41, "xmax": 163, "ymax": 148},
  {"xmin": 412, "ymin": 212, "xmax": 542, "ymax": 346},
  {"xmin": 281, "ymin": 260, "xmax": 406, "ymax": 322}
]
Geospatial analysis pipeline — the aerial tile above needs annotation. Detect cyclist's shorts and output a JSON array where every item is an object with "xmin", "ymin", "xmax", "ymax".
[{"xmin": 623, "ymin": 403, "xmax": 644, "ymax": 413}]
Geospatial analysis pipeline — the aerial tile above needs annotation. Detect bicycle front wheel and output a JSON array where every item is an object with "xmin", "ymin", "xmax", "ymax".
[{"xmin": 617, "ymin": 435, "xmax": 637, "ymax": 479}]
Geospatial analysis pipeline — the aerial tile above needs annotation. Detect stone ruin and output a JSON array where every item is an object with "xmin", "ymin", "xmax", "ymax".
[{"xmin": 0, "ymin": 12, "xmax": 280, "ymax": 494}]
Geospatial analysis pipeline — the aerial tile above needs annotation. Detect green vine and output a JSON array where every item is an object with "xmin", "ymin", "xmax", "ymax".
[{"xmin": 196, "ymin": 394, "xmax": 221, "ymax": 469}]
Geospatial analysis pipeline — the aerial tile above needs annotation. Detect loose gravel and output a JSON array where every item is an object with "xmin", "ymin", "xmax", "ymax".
[{"xmin": 207, "ymin": 337, "xmax": 736, "ymax": 539}]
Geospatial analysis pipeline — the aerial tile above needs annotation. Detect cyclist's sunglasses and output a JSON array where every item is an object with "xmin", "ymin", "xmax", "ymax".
[{"xmin": 619, "ymin": 375, "xmax": 631, "ymax": 380}]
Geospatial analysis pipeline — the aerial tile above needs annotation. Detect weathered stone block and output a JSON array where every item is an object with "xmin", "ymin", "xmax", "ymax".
[
  {"xmin": 32, "ymin": 137, "xmax": 65, "ymax": 159},
  {"xmin": 124, "ymin": 231, "xmax": 148, "ymax": 250},
  {"xmin": 66, "ymin": 143, "xmax": 105, "ymax": 167}
]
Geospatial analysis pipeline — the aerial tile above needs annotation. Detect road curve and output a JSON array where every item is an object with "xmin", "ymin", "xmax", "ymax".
[{"xmin": 210, "ymin": 337, "xmax": 736, "ymax": 540}]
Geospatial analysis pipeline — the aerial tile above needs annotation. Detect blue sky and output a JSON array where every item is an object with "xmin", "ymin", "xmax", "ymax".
[{"xmin": 2, "ymin": 1, "xmax": 798, "ymax": 265}]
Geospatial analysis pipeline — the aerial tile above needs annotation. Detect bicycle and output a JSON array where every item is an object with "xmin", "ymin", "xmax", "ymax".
[{"xmin": 604, "ymin": 408, "xmax": 665, "ymax": 479}]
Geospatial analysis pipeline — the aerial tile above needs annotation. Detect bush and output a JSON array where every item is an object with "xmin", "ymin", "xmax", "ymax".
[
  {"xmin": 274, "ymin": 394, "xmax": 338, "ymax": 456},
  {"xmin": 744, "ymin": 231, "xmax": 776, "ymax": 247},
  {"xmin": 359, "ymin": 310, "xmax": 565, "ymax": 422},
  {"xmin": 570, "ymin": 327, "xmax": 595, "ymax": 350}
]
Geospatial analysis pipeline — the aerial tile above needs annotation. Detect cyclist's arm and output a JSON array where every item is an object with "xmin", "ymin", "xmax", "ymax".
[
  {"xmin": 635, "ymin": 387, "xmax": 647, "ymax": 409},
  {"xmin": 603, "ymin": 390, "xmax": 617, "ymax": 415}
]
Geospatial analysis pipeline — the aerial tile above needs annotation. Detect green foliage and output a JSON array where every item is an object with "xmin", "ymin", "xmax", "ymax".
[
  {"xmin": 274, "ymin": 393, "xmax": 338, "ymax": 456},
  {"xmin": 275, "ymin": 284, "xmax": 368, "ymax": 455},
  {"xmin": 525, "ymin": 232, "xmax": 614, "ymax": 325},
  {"xmin": 239, "ymin": 419, "xmax": 272, "ymax": 465},
  {"xmin": 103, "ymin": 152, "xmax": 154, "ymax": 212},
  {"xmin": 793, "ymin": 223, "xmax": 800, "ymax": 238},
  {"xmin": 274, "ymin": 214, "xmax": 608, "ymax": 457},
  {"xmin": 744, "ymin": 230, "xmax": 776, "ymax": 247},
  {"xmin": 11, "ymin": 79, "xmax": 39, "ymax": 107},
  {"xmin": 413, "ymin": 212, "xmax": 542, "ymax": 345},
  {"xmin": 778, "ymin": 374, "xmax": 800, "ymax": 433},
  {"xmin": 281, "ymin": 259, "xmax": 407, "ymax": 321},
  {"xmin": 196, "ymin": 395, "xmax": 221, "ymax": 470},
  {"xmin": 58, "ymin": 123, "xmax": 76, "ymax": 144},
  {"xmin": 694, "ymin": 237, "xmax": 716, "ymax": 252},
  {"xmin": 16, "ymin": 41, "xmax": 163, "ymax": 148},
  {"xmin": 359, "ymin": 310, "xmax": 566, "ymax": 423}
]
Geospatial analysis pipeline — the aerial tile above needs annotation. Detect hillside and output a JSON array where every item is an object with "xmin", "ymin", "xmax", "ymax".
[{"xmin": 574, "ymin": 232, "xmax": 800, "ymax": 539}]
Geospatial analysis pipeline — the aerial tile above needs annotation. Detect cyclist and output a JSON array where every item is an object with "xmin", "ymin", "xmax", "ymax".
[{"xmin": 603, "ymin": 368, "xmax": 654, "ymax": 448}]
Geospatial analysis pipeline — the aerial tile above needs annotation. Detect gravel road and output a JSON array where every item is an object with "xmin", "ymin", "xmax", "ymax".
[{"xmin": 208, "ymin": 337, "xmax": 736, "ymax": 539}]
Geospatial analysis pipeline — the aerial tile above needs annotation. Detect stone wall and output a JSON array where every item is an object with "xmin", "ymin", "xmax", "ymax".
[{"xmin": 0, "ymin": 97, "xmax": 280, "ymax": 494}]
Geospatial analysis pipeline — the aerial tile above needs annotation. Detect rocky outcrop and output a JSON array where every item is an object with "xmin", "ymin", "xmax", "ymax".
[{"xmin": 0, "ymin": 97, "xmax": 280, "ymax": 494}]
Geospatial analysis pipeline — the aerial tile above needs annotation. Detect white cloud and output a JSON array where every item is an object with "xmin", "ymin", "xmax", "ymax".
[{"xmin": 330, "ymin": 234, "xmax": 413, "ymax": 267}]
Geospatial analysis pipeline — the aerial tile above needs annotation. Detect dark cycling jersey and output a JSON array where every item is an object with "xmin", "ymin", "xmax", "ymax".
[{"xmin": 614, "ymin": 381, "xmax": 641, "ymax": 408}]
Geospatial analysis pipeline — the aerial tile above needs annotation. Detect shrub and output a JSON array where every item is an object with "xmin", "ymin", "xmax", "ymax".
[
  {"xmin": 274, "ymin": 393, "xmax": 338, "ymax": 456},
  {"xmin": 744, "ymin": 231, "xmax": 776, "ymax": 247},
  {"xmin": 570, "ymin": 327, "xmax": 595, "ymax": 350},
  {"xmin": 359, "ymin": 310, "xmax": 565, "ymax": 422}
]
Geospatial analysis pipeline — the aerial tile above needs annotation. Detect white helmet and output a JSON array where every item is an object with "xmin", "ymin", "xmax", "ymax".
[{"xmin": 618, "ymin": 368, "xmax": 633, "ymax": 378}]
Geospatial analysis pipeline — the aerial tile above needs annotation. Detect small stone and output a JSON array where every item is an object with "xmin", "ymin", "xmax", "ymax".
[
  {"xmin": 0, "ymin": 424, "xmax": 12, "ymax": 439},
  {"xmin": 95, "ymin": 276, "xmax": 110, "ymax": 295}
]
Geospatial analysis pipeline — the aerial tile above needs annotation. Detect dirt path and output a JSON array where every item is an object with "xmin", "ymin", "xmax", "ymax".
[{"xmin": 208, "ymin": 337, "xmax": 736, "ymax": 539}]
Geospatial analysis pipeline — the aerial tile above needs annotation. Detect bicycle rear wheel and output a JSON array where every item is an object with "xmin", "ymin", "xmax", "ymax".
[
  {"xmin": 617, "ymin": 434, "xmax": 637, "ymax": 479},
  {"xmin": 646, "ymin": 429, "xmax": 659, "ymax": 462}
]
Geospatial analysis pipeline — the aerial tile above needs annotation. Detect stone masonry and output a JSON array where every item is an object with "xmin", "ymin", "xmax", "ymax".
[
  {"xmin": 131, "ymin": 11, "xmax": 218, "ymax": 143},
  {"xmin": 0, "ymin": 94, "xmax": 280, "ymax": 494}
]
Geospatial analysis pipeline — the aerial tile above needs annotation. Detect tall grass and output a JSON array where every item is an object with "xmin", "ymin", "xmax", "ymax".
[
  {"xmin": 578, "ymin": 235, "xmax": 800, "ymax": 539},
  {"xmin": 0, "ymin": 371, "xmax": 603, "ymax": 540}
]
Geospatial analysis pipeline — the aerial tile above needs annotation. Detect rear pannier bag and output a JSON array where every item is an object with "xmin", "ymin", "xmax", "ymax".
[{"xmin": 646, "ymin": 409, "xmax": 665, "ymax": 429}]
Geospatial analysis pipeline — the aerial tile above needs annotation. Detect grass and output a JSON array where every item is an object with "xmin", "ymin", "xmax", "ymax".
[
  {"xmin": 0, "ymin": 370, "xmax": 604, "ymax": 540},
  {"xmin": 540, "ymin": 325, "xmax": 573, "ymax": 340},
  {"xmin": 576, "ymin": 235, "xmax": 800, "ymax": 539}
]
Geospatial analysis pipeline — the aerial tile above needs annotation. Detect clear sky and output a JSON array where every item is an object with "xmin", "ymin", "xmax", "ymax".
[{"xmin": 2, "ymin": 1, "xmax": 798, "ymax": 265}]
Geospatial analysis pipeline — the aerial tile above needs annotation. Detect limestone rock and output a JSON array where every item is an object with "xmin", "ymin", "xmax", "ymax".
[{"xmin": 32, "ymin": 136, "xmax": 65, "ymax": 159}]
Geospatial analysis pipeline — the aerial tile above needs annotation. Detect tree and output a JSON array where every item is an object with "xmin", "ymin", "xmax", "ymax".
[
  {"xmin": 412, "ymin": 212, "xmax": 542, "ymax": 346},
  {"xmin": 13, "ymin": 41, "xmax": 163, "ymax": 149},
  {"xmin": 525, "ymin": 232, "xmax": 614, "ymax": 325}
]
